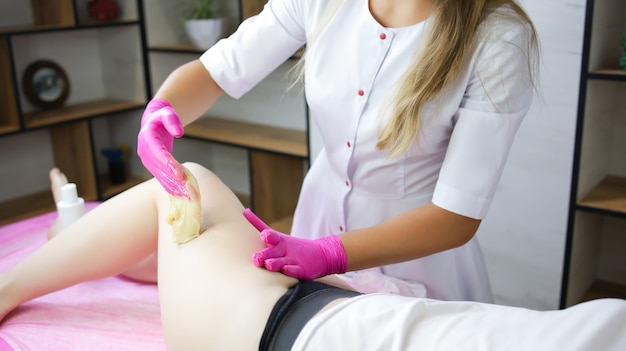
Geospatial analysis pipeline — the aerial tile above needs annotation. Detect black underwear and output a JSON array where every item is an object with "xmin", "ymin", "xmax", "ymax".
[{"xmin": 259, "ymin": 280, "xmax": 362, "ymax": 351}]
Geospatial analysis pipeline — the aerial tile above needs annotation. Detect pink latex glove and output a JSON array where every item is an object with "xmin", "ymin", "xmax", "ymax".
[
  {"xmin": 137, "ymin": 99, "xmax": 189, "ymax": 198},
  {"xmin": 243, "ymin": 208, "xmax": 348, "ymax": 280}
]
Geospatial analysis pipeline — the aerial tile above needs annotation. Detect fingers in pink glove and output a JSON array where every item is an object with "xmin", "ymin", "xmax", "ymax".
[
  {"xmin": 143, "ymin": 99, "xmax": 185, "ymax": 140},
  {"xmin": 160, "ymin": 156, "xmax": 189, "ymax": 198},
  {"xmin": 252, "ymin": 228, "xmax": 348, "ymax": 281},
  {"xmin": 142, "ymin": 145, "xmax": 189, "ymax": 199},
  {"xmin": 253, "ymin": 231, "xmax": 304, "ymax": 278},
  {"xmin": 243, "ymin": 208, "xmax": 272, "ymax": 232},
  {"xmin": 138, "ymin": 99, "xmax": 188, "ymax": 198},
  {"xmin": 252, "ymin": 230, "xmax": 285, "ymax": 267},
  {"xmin": 159, "ymin": 109, "xmax": 185, "ymax": 139}
]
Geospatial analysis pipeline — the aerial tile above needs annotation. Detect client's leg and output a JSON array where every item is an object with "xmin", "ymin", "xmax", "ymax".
[
  {"xmin": 154, "ymin": 162, "xmax": 297, "ymax": 350},
  {"xmin": 117, "ymin": 253, "xmax": 159, "ymax": 283},
  {"xmin": 47, "ymin": 168, "xmax": 158, "ymax": 283},
  {"xmin": 1, "ymin": 161, "xmax": 296, "ymax": 350},
  {"xmin": 0, "ymin": 176, "xmax": 162, "ymax": 322}
]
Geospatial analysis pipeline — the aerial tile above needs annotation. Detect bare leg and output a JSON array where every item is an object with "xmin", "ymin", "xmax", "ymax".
[
  {"xmin": 46, "ymin": 168, "xmax": 158, "ymax": 283},
  {"xmin": 0, "ymin": 177, "xmax": 161, "ymax": 322},
  {"xmin": 154, "ymin": 162, "xmax": 296, "ymax": 350},
  {"xmin": 1, "ymin": 162, "xmax": 297, "ymax": 349},
  {"xmin": 118, "ymin": 252, "xmax": 158, "ymax": 283}
]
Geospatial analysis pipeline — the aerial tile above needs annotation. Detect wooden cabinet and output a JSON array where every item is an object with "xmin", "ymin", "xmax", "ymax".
[
  {"xmin": 143, "ymin": 0, "xmax": 308, "ymax": 230},
  {"xmin": 561, "ymin": 0, "xmax": 626, "ymax": 307},
  {"xmin": 0, "ymin": 0, "xmax": 306, "ymax": 230},
  {"xmin": 0, "ymin": 0, "xmax": 150, "ymax": 224}
]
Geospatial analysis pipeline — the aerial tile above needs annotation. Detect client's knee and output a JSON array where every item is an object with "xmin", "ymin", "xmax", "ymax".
[
  {"xmin": 180, "ymin": 162, "xmax": 223, "ymax": 188},
  {"xmin": 181, "ymin": 162, "xmax": 214, "ymax": 179}
]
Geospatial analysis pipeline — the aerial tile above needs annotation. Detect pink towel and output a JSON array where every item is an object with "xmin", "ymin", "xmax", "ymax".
[{"xmin": 0, "ymin": 204, "xmax": 165, "ymax": 350}]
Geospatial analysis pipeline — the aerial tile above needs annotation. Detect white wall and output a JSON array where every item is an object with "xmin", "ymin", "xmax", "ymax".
[{"xmin": 473, "ymin": 0, "xmax": 585, "ymax": 309}]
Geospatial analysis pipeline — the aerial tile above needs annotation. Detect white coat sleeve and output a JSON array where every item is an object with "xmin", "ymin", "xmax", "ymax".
[
  {"xmin": 199, "ymin": 0, "xmax": 308, "ymax": 98},
  {"xmin": 432, "ymin": 21, "xmax": 535, "ymax": 219}
]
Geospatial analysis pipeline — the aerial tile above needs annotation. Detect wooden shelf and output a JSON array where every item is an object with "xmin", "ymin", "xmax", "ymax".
[
  {"xmin": 578, "ymin": 175, "xmax": 626, "ymax": 215},
  {"xmin": 563, "ymin": 0, "xmax": 626, "ymax": 308},
  {"xmin": 148, "ymin": 44, "xmax": 304, "ymax": 59},
  {"xmin": 242, "ymin": 0, "xmax": 267, "ymax": 20},
  {"xmin": 149, "ymin": 43, "xmax": 202, "ymax": 54},
  {"xmin": 588, "ymin": 68, "xmax": 626, "ymax": 81},
  {"xmin": 589, "ymin": 68, "xmax": 626, "ymax": 75},
  {"xmin": 99, "ymin": 175, "xmax": 149, "ymax": 200},
  {"xmin": 0, "ymin": 37, "xmax": 19, "ymax": 133},
  {"xmin": 76, "ymin": 20, "xmax": 140, "ymax": 29},
  {"xmin": 0, "ymin": 1, "xmax": 150, "ymax": 226},
  {"xmin": 0, "ymin": 125, "xmax": 20, "ymax": 135},
  {"xmin": 0, "ymin": 24, "xmax": 72, "ymax": 35},
  {"xmin": 0, "ymin": 190, "xmax": 55, "ymax": 226},
  {"xmin": 184, "ymin": 117, "xmax": 308, "ymax": 158},
  {"xmin": 184, "ymin": 117, "xmax": 306, "ymax": 224},
  {"xmin": 0, "ymin": 20, "xmax": 140, "ymax": 36},
  {"xmin": 269, "ymin": 216, "xmax": 293, "ymax": 234},
  {"xmin": 23, "ymin": 99, "xmax": 144, "ymax": 129},
  {"xmin": 0, "ymin": 0, "xmax": 75, "ymax": 35},
  {"xmin": 580, "ymin": 280, "xmax": 626, "ymax": 303}
]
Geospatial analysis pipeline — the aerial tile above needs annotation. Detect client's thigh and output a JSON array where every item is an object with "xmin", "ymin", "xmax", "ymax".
[{"xmin": 155, "ymin": 162, "xmax": 294, "ymax": 350}]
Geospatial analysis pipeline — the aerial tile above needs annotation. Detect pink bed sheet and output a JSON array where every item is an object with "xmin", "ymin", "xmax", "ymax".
[{"xmin": 0, "ymin": 204, "xmax": 165, "ymax": 351}]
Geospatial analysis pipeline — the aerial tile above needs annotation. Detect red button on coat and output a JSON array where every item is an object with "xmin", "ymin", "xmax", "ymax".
[
  {"xmin": 379, "ymin": 33, "xmax": 387, "ymax": 40},
  {"xmin": 358, "ymin": 90, "xmax": 364, "ymax": 96},
  {"xmin": 346, "ymin": 141, "xmax": 351, "ymax": 148},
  {"xmin": 339, "ymin": 226, "xmax": 344, "ymax": 232},
  {"xmin": 345, "ymin": 180, "xmax": 349, "ymax": 187}
]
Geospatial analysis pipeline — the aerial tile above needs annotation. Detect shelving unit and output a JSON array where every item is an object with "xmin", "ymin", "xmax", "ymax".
[
  {"xmin": 143, "ymin": 0, "xmax": 308, "ymax": 228},
  {"xmin": 0, "ymin": 0, "xmax": 306, "ymax": 228},
  {"xmin": 0, "ymin": 0, "xmax": 150, "ymax": 225},
  {"xmin": 561, "ymin": 0, "xmax": 626, "ymax": 308},
  {"xmin": 578, "ymin": 176, "xmax": 626, "ymax": 215},
  {"xmin": 185, "ymin": 117, "xmax": 307, "ymax": 157},
  {"xmin": 185, "ymin": 117, "xmax": 307, "ymax": 226},
  {"xmin": 0, "ymin": 38, "xmax": 19, "ymax": 135}
]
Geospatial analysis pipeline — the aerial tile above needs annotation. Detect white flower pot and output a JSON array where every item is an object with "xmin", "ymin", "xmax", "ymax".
[{"xmin": 184, "ymin": 18, "xmax": 227, "ymax": 50}]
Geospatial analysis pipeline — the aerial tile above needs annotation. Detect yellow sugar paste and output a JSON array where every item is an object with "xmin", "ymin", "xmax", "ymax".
[{"xmin": 166, "ymin": 167, "xmax": 203, "ymax": 244}]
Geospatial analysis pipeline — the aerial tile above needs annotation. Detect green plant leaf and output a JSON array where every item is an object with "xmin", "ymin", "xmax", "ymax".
[
  {"xmin": 174, "ymin": 0, "xmax": 216, "ymax": 19},
  {"xmin": 189, "ymin": 0, "xmax": 215, "ymax": 19}
]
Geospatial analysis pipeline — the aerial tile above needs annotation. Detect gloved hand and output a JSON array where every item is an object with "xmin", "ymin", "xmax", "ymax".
[
  {"xmin": 243, "ymin": 208, "xmax": 347, "ymax": 280},
  {"xmin": 137, "ymin": 99, "xmax": 189, "ymax": 198}
]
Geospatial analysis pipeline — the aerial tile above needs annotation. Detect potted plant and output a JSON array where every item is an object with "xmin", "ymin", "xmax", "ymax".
[{"xmin": 183, "ymin": 0, "xmax": 227, "ymax": 50}]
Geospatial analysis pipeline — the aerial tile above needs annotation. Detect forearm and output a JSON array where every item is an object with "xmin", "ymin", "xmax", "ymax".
[
  {"xmin": 341, "ymin": 203, "xmax": 481, "ymax": 271},
  {"xmin": 154, "ymin": 59, "xmax": 224, "ymax": 126}
]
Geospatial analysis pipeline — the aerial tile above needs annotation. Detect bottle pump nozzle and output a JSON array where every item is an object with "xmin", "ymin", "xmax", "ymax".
[{"xmin": 61, "ymin": 183, "xmax": 79, "ymax": 203}]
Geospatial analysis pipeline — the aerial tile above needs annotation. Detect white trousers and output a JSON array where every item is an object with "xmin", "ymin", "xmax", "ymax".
[{"xmin": 293, "ymin": 294, "xmax": 626, "ymax": 350}]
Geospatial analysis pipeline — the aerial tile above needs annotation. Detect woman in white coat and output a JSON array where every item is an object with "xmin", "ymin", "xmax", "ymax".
[{"xmin": 137, "ymin": 0, "xmax": 539, "ymax": 302}]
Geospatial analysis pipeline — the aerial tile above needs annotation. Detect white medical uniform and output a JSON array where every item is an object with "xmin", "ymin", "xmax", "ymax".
[{"xmin": 201, "ymin": 0, "xmax": 534, "ymax": 302}]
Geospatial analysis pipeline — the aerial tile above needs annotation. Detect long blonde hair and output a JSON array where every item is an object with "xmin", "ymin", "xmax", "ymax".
[{"xmin": 294, "ymin": 0, "xmax": 539, "ymax": 157}]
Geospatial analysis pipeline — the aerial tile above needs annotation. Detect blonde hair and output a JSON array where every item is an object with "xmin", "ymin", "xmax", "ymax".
[{"xmin": 293, "ymin": 0, "xmax": 539, "ymax": 157}]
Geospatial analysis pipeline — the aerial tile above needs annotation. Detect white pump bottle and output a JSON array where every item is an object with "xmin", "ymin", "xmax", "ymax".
[{"xmin": 57, "ymin": 183, "xmax": 86, "ymax": 230}]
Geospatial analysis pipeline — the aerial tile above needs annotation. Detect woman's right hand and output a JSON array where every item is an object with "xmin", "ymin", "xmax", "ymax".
[
  {"xmin": 243, "ymin": 209, "xmax": 348, "ymax": 280},
  {"xmin": 137, "ymin": 99, "xmax": 189, "ymax": 198}
]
